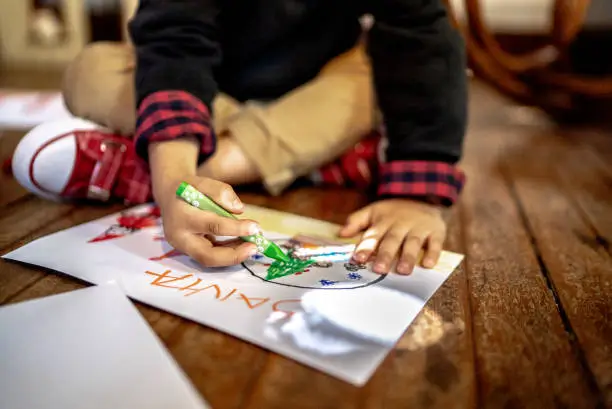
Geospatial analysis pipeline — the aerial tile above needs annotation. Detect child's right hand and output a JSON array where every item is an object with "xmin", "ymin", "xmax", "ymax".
[
  {"xmin": 156, "ymin": 175, "xmax": 260, "ymax": 267},
  {"xmin": 147, "ymin": 137, "xmax": 259, "ymax": 267}
]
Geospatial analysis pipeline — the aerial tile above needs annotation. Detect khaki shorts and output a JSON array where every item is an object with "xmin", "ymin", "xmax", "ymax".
[{"xmin": 63, "ymin": 41, "xmax": 375, "ymax": 195}]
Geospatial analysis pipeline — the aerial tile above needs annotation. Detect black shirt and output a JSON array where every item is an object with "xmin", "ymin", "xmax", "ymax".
[{"xmin": 128, "ymin": 0, "xmax": 467, "ymax": 191}]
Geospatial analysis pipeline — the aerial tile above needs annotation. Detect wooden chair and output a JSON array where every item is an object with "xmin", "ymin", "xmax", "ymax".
[{"xmin": 446, "ymin": 0, "xmax": 612, "ymax": 115}]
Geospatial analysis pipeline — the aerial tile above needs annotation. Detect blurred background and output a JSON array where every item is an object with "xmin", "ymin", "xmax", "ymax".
[{"xmin": 0, "ymin": 0, "xmax": 611, "ymax": 124}]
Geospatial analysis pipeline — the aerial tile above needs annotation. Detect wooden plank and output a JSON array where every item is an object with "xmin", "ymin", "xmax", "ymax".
[
  {"xmin": 562, "ymin": 129, "xmax": 612, "ymax": 247},
  {"xmin": 166, "ymin": 323, "xmax": 269, "ymax": 409},
  {"xmin": 501, "ymin": 129, "xmax": 612, "ymax": 406},
  {"xmin": 460, "ymin": 128, "xmax": 601, "ymax": 408},
  {"xmin": 374, "ymin": 210, "xmax": 475, "ymax": 409},
  {"xmin": 578, "ymin": 129, "xmax": 612, "ymax": 170},
  {"xmin": 0, "ymin": 198, "xmax": 73, "ymax": 249},
  {"xmin": 241, "ymin": 354, "xmax": 361, "ymax": 409}
]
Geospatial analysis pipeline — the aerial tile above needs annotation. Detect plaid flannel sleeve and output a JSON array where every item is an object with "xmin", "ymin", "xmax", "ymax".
[
  {"xmin": 377, "ymin": 160, "xmax": 466, "ymax": 207},
  {"xmin": 134, "ymin": 90, "xmax": 215, "ymax": 163}
]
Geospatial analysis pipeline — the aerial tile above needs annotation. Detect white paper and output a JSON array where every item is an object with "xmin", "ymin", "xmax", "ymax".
[
  {"xmin": 0, "ymin": 284, "xmax": 209, "ymax": 409},
  {"xmin": 0, "ymin": 90, "xmax": 72, "ymax": 129},
  {"xmin": 3, "ymin": 204, "xmax": 464, "ymax": 386}
]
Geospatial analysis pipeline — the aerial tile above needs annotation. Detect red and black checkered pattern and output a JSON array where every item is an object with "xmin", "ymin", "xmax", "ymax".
[
  {"xmin": 134, "ymin": 91, "xmax": 215, "ymax": 163},
  {"xmin": 377, "ymin": 160, "xmax": 465, "ymax": 206},
  {"xmin": 311, "ymin": 134, "xmax": 465, "ymax": 206},
  {"xmin": 131, "ymin": 91, "xmax": 465, "ymax": 206}
]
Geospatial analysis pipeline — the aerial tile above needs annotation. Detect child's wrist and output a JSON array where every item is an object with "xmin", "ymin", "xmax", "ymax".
[{"xmin": 148, "ymin": 137, "xmax": 199, "ymax": 203}]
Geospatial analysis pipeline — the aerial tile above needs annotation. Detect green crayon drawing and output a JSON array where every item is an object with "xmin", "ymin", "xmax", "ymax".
[{"xmin": 265, "ymin": 258, "xmax": 315, "ymax": 281}]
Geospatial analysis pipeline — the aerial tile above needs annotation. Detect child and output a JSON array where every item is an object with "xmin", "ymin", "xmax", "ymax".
[{"xmin": 12, "ymin": 0, "xmax": 467, "ymax": 275}]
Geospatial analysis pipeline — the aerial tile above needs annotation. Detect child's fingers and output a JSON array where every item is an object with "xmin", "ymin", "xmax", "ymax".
[
  {"xmin": 192, "ymin": 177, "xmax": 244, "ymax": 213},
  {"xmin": 372, "ymin": 227, "xmax": 407, "ymax": 274},
  {"xmin": 339, "ymin": 207, "xmax": 371, "ymax": 237},
  {"xmin": 183, "ymin": 234, "xmax": 256, "ymax": 267},
  {"xmin": 397, "ymin": 229, "xmax": 429, "ymax": 275},
  {"xmin": 187, "ymin": 207, "xmax": 259, "ymax": 237},
  {"xmin": 422, "ymin": 232, "xmax": 444, "ymax": 268},
  {"xmin": 352, "ymin": 224, "xmax": 388, "ymax": 266}
]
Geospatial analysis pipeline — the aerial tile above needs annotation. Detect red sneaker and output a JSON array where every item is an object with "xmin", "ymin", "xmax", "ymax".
[{"xmin": 11, "ymin": 118, "xmax": 152, "ymax": 204}]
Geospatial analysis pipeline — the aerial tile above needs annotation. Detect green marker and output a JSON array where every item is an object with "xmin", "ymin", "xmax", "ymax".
[{"xmin": 176, "ymin": 182, "xmax": 290, "ymax": 263}]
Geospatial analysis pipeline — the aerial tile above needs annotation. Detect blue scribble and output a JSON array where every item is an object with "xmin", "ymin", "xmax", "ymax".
[
  {"xmin": 319, "ymin": 279, "xmax": 338, "ymax": 286},
  {"xmin": 347, "ymin": 272, "xmax": 362, "ymax": 280}
]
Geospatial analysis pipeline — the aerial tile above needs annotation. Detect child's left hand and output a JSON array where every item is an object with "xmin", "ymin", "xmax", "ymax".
[{"xmin": 338, "ymin": 199, "xmax": 447, "ymax": 275}]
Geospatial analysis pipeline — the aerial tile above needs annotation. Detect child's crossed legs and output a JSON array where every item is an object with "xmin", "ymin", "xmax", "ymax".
[{"xmin": 12, "ymin": 40, "xmax": 380, "ymax": 202}]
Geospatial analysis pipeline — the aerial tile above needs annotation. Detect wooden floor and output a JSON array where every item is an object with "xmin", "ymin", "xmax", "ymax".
[{"xmin": 1, "ymin": 70, "xmax": 611, "ymax": 409}]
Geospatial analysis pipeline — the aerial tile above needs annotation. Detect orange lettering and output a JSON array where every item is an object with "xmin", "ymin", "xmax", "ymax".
[
  {"xmin": 272, "ymin": 299, "xmax": 301, "ymax": 317},
  {"xmin": 237, "ymin": 293, "xmax": 270, "ymax": 309},
  {"xmin": 183, "ymin": 283, "xmax": 221, "ymax": 297},
  {"xmin": 178, "ymin": 277, "xmax": 205, "ymax": 296},
  {"xmin": 184, "ymin": 283, "xmax": 238, "ymax": 300},
  {"xmin": 219, "ymin": 289, "xmax": 237, "ymax": 301},
  {"xmin": 145, "ymin": 269, "xmax": 193, "ymax": 288}
]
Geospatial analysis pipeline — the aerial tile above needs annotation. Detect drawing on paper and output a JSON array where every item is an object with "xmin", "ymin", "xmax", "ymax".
[
  {"xmin": 86, "ymin": 204, "xmax": 385, "ymax": 290},
  {"xmin": 243, "ymin": 235, "xmax": 386, "ymax": 289},
  {"xmin": 88, "ymin": 206, "xmax": 161, "ymax": 243},
  {"xmin": 2, "ymin": 202, "xmax": 465, "ymax": 386},
  {"xmin": 128, "ymin": 224, "xmax": 386, "ymax": 290}
]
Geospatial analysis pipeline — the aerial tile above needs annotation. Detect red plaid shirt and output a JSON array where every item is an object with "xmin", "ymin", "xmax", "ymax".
[
  {"xmin": 134, "ymin": 91, "xmax": 215, "ymax": 162},
  {"xmin": 132, "ymin": 91, "xmax": 465, "ymax": 206}
]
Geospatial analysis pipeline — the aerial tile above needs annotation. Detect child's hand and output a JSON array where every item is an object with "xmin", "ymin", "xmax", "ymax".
[
  {"xmin": 339, "ymin": 199, "xmax": 447, "ymax": 274},
  {"xmin": 156, "ymin": 175, "xmax": 259, "ymax": 267},
  {"xmin": 147, "ymin": 138, "xmax": 259, "ymax": 267}
]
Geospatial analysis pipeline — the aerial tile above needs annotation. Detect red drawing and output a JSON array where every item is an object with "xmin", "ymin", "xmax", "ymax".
[
  {"xmin": 149, "ymin": 248, "xmax": 183, "ymax": 261},
  {"xmin": 89, "ymin": 206, "xmax": 161, "ymax": 243},
  {"xmin": 149, "ymin": 234, "xmax": 184, "ymax": 261}
]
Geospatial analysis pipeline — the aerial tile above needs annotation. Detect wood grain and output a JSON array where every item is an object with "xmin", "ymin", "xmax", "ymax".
[
  {"xmin": 502, "ymin": 129, "xmax": 612, "ymax": 406},
  {"xmin": 459, "ymin": 127, "xmax": 601, "ymax": 408},
  {"xmin": 378, "ymin": 210, "xmax": 475, "ymax": 409},
  {"xmin": 0, "ymin": 197, "xmax": 73, "ymax": 249},
  {"xmin": 562, "ymin": 129, "xmax": 612, "ymax": 247}
]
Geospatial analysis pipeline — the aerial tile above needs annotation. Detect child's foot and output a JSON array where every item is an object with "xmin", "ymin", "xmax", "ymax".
[{"xmin": 11, "ymin": 118, "xmax": 152, "ymax": 203}]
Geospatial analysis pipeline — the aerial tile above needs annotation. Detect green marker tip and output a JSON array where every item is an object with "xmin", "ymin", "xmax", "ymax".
[{"xmin": 263, "ymin": 241, "xmax": 291, "ymax": 263}]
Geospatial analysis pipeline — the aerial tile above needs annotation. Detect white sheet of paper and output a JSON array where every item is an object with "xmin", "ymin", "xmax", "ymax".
[
  {"xmin": 3, "ymin": 204, "xmax": 464, "ymax": 386},
  {"xmin": 0, "ymin": 284, "xmax": 209, "ymax": 409},
  {"xmin": 0, "ymin": 90, "xmax": 72, "ymax": 129}
]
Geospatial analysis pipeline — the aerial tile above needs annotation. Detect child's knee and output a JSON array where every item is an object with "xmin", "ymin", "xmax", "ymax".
[
  {"xmin": 62, "ymin": 42, "xmax": 135, "ymax": 134},
  {"xmin": 62, "ymin": 42, "xmax": 132, "ymax": 116}
]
